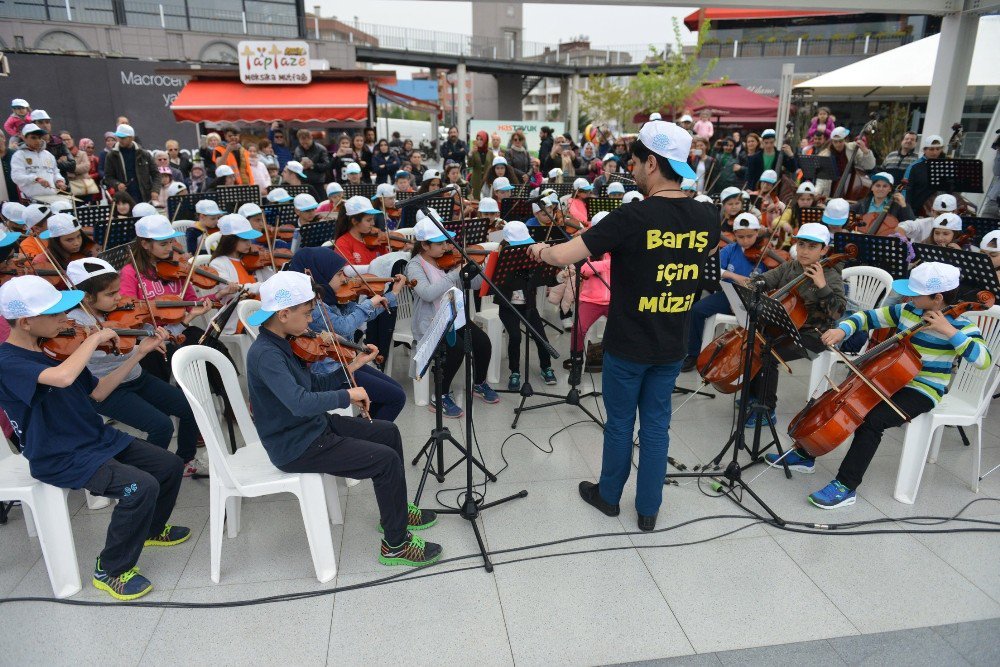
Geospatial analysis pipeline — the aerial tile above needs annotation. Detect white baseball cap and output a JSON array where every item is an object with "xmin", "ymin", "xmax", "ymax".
[
  {"xmin": 794, "ymin": 222, "xmax": 831, "ymax": 246},
  {"xmin": 293, "ymin": 193, "xmax": 319, "ymax": 212},
  {"xmin": 165, "ymin": 181, "xmax": 188, "ymax": 197},
  {"xmin": 219, "ymin": 214, "xmax": 262, "ymax": 239},
  {"xmin": 373, "ymin": 183, "xmax": 395, "ymax": 199},
  {"xmin": 247, "ymin": 271, "xmax": 316, "ymax": 327},
  {"xmin": 343, "ymin": 162, "xmax": 361, "ymax": 175},
  {"xmin": 195, "ymin": 199, "xmax": 224, "ymax": 216},
  {"xmin": 502, "ymin": 220, "xmax": 533, "ymax": 246},
  {"xmin": 607, "ymin": 182, "xmax": 626, "ymax": 195},
  {"xmin": 39, "ymin": 213, "xmax": 81, "ymax": 240},
  {"xmin": 921, "ymin": 134, "xmax": 944, "ymax": 149},
  {"xmin": 637, "ymin": 120, "xmax": 697, "ymax": 180},
  {"xmin": 415, "ymin": 209, "xmax": 444, "ymax": 225},
  {"xmin": 49, "ymin": 200, "xmax": 73, "ymax": 215},
  {"xmin": 283, "ymin": 161, "xmax": 306, "ymax": 179},
  {"xmin": 693, "ymin": 194, "xmax": 713, "ymax": 204},
  {"xmin": 478, "ymin": 197, "xmax": 499, "ymax": 214},
  {"xmin": 591, "ymin": 211, "xmax": 610, "ymax": 226},
  {"xmin": 623, "ymin": 191, "xmax": 645, "ymax": 203},
  {"xmin": 892, "ymin": 261, "xmax": 960, "ymax": 297},
  {"xmin": 720, "ymin": 186, "xmax": 742, "ymax": 203},
  {"xmin": 871, "ymin": 172, "xmax": 894, "ymax": 186},
  {"xmin": 602, "ymin": 153, "xmax": 617, "ymax": 163},
  {"xmin": 0, "ymin": 275, "xmax": 84, "ymax": 319},
  {"xmin": 29, "ymin": 109, "xmax": 50, "ymax": 121},
  {"xmin": 796, "ymin": 181, "xmax": 817, "ymax": 195},
  {"xmin": 23, "ymin": 204, "xmax": 49, "ymax": 228},
  {"xmin": 422, "ymin": 169, "xmax": 441, "ymax": 183},
  {"xmin": 21, "ymin": 123, "xmax": 44, "ymax": 136},
  {"xmin": 135, "ymin": 214, "xmax": 184, "ymax": 241},
  {"xmin": 344, "ymin": 195, "xmax": 379, "ymax": 217},
  {"xmin": 131, "ymin": 202, "xmax": 158, "ymax": 218},
  {"xmin": 761, "ymin": 129, "xmax": 776, "ymax": 139},
  {"xmin": 214, "ymin": 164, "xmax": 235, "ymax": 178},
  {"xmin": 0, "ymin": 227, "xmax": 21, "ymax": 248},
  {"xmin": 266, "ymin": 187, "xmax": 293, "ymax": 203},
  {"xmin": 733, "ymin": 212, "xmax": 761, "ymax": 230},
  {"xmin": 492, "ymin": 177, "xmax": 515, "ymax": 192},
  {"xmin": 413, "ymin": 217, "xmax": 455, "ymax": 243},
  {"xmin": 491, "ymin": 156, "xmax": 508, "ymax": 167},
  {"xmin": 114, "ymin": 123, "xmax": 134, "ymax": 138},
  {"xmin": 680, "ymin": 178, "xmax": 698, "ymax": 191},
  {"xmin": 572, "ymin": 177, "xmax": 593, "ymax": 192},
  {"xmin": 2, "ymin": 202, "xmax": 26, "ymax": 224},
  {"xmin": 238, "ymin": 202, "xmax": 263, "ymax": 218},
  {"xmin": 326, "ymin": 182, "xmax": 344, "ymax": 196},
  {"xmin": 679, "ymin": 114, "xmax": 693, "ymax": 124},
  {"xmin": 933, "ymin": 212, "xmax": 963, "ymax": 231},
  {"xmin": 981, "ymin": 230, "xmax": 1000, "ymax": 250},
  {"xmin": 11, "ymin": 98, "xmax": 28, "ymax": 108},
  {"xmin": 649, "ymin": 112, "xmax": 663, "ymax": 121},
  {"xmin": 932, "ymin": 194, "xmax": 957, "ymax": 212},
  {"xmin": 548, "ymin": 168, "xmax": 563, "ymax": 179},
  {"xmin": 822, "ymin": 198, "xmax": 851, "ymax": 226},
  {"xmin": 830, "ymin": 127, "xmax": 850, "ymax": 141},
  {"xmin": 759, "ymin": 170, "xmax": 778, "ymax": 184},
  {"xmin": 66, "ymin": 257, "xmax": 117, "ymax": 287}
]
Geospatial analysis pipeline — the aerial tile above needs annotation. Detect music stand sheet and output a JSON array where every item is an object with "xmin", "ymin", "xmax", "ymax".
[
  {"xmin": 344, "ymin": 183, "xmax": 376, "ymax": 199},
  {"xmin": 298, "ymin": 221, "xmax": 336, "ymax": 248},
  {"xmin": 586, "ymin": 197, "xmax": 623, "ymax": 219},
  {"xmin": 211, "ymin": 185, "xmax": 260, "ymax": 213},
  {"xmin": 400, "ymin": 197, "xmax": 453, "ymax": 228},
  {"xmin": 168, "ymin": 192, "xmax": 208, "ymax": 221},
  {"xmin": 74, "ymin": 204, "xmax": 113, "ymax": 231},
  {"xmin": 832, "ymin": 231, "xmax": 908, "ymax": 279},
  {"xmin": 272, "ymin": 184, "xmax": 311, "ymax": 197},
  {"xmin": 912, "ymin": 243, "xmax": 1000, "ymax": 294},
  {"xmin": 799, "ymin": 206, "xmax": 861, "ymax": 228},
  {"xmin": 926, "ymin": 159, "xmax": 984, "ymax": 193},
  {"xmin": 960, "ymin": 217, "xmax": 1000, "ymax": 246},
  {"xmin": 501, "ymin": 198, "xmax": 534, "ymax": 222},
  {"xmin": 732, "ymin": 282, "xmax": 805, "ymax": 352},
  {"xmin": 94, "ymin": 216, "xmax": 138, "ymax": 249},
  {"xmin": 444, "ymin": 217, "xmax": 489, "ymax": 247},
  {"xmin": 263, "ymin": 203, "xmax": 298, "ymax": 229},
  {"xmin": 98, "ymin": 242, "xmax": 134, "ymax": 271},
  {"xmin": 414, "ymin": 288, "xmax": 462, "ymax": 379},
  {"xmin": 796, "ymin": 155, "xmax": 833, "ymax": 184},
  {"xmin": 544, "ymin": 183, "xmax": 574, "ymax": 198}
]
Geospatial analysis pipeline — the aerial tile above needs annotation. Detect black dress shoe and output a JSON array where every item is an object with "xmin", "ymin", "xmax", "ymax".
[
  {"xmin": 578, "ymin": 481, "xmax": 620, "ymax": 517},
  {"xmin": 637, "ymin": 513, "xmax": 658, "ymax": 531},
  {"xmin": 681, "ymin": 355, "xmax": 698, "ymax": 373}
]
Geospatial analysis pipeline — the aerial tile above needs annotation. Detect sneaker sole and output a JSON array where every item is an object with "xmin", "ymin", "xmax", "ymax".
[
  {"xmin": 143, "ymin": 532, "xmax": 192, "ymax": 547},
  {"xmin": 378, "ymin": 552, "xmax": 442, "ymax": 567},
  {"xmin": 808, "ymin": 495, "xmax": 856, "ymax": 509},
  {"xmin": 378, "ymin": 517, "xmax": 438, "ymax": 533},
  {"xmin": 93, "ymin": 578, "xmax": 153, "ymax": 601},
  {"xmin": 427, "ymin": 403, "xmax": 463, "ymax": 419},
  {"xmin": 474, "ymin": 393, "xmax": 501, "ymax": 404},
  {"xmin": 765, "ymin": 459, "xmax": 815, "ymax": 474}
]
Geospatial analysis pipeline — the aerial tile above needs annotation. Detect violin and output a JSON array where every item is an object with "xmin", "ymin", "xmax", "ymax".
[
  {"xmin": 241, "ymin": 247, "xmax": 293, "ymax": 272},
  {"xmin": 743, "ymin": 236, "xmax": 791, "ymax": 270},
  {"xmin": 156, "ymin": 258, "xmax": 229, "ymax": 290},
  {"xmin": 0, "ymin": 257, "xmax": 64, "ymax": 286},
  {"xmin": 361, "ymin": 230, "xmax": 411, "ymax": 251},
  {"xmin": 39, "ymin": 321, "xmax": 184, "ymax": 361},
  {"xmin": 275, "ymin": 224, "xmax": 297, "ymax": 241},
  {"xmin": 433, "ymin": 245, "xmax": 491, "ymax": 270},
  {"xmin": 288, "ymin": 330, "xmax": 384, "ymax": 366},
  {"xmin": 334, "ymin": 274, "xmax": 417, "ymax": 304},
  {"xmin": 788, "ymin": 292, "xmax": 994, "ymax": 456},
  {"xmin": 697, "ymin": 245, "xmax": 858, "ymax": 393},
  {"xmin": 107, "ymin": 296, "xmax": 222, "ymax": 327}
]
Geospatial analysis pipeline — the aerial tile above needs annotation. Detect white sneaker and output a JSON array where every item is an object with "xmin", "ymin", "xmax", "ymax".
[
  {"xmin": 561, "ymin": 317, "xmax": 573, "ymax": 331},
  {"xmin": 184, "ymin": 455, "xmax": 209, "ymax": 478}
]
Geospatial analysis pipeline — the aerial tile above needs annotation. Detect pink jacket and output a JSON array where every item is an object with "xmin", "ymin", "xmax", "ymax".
[
  {"xmin": 808, "ymin": 117, "xmax": 836, "ymax": 139},
  {"xmin": 119, "ymin": 264, "xmax": 198, "ymax": 302},
  {"xmin": 568, "ymin": 198, "xmax": 590, "ymax": 226},
  {"xmin": 579, "ymin": 254, "xmax": 611, "ymax": 305},
  {"xmin": 4, "ymin": 113, "xmax": 26, "ymax": 139}
]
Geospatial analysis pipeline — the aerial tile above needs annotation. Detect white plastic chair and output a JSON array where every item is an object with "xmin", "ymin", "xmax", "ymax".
[
  {"xmin": 894, "ymin": 306, "xmax": 1000, "ymax": 504},
  {"xmin": 236, "ymin": 299, "xmax": 263, "ymax": 339},
  {"xmin": 385, "ymin": 287, "xmax": 430, "ymax": 405},
  {"xmin": 171, "ymin": 220, "xmax": 196, "ymax": 234},
  {"xmin": 583, "ymin": 315, "xmax": 607, "ymax": 350},
  {"xmin": 171, "ymin": 346, "xmax": 341, "ymax": 584},
  {"xmin": 806, "ymin": 266, "xmax": 894, "ymax": 398},
  {"xmin": 701, "ymin": 313, "xmax": 739, "ymax": 353},
  {"xmin": 472, "ymin": 294, "xmax": 503, "ymax": 384},
  {"xmin": 0, "ymin": 444, "xmax": 82, "ymax": 598}
]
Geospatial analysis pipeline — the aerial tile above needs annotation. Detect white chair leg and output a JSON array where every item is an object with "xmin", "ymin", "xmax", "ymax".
[
  {"xmin": 384, "ymin": 342, "xmax": 395, "ymax": 377},
  {"xmin": 413, "ymin": 373, "xmax": 430, "ymax": 407},
  {"xmin": 893, "ymin": 415, "xmax": 935, "ymax": 504},
  {"xmin": 322, "ymin": 475, "xmax": 344, "ymax": 525},
  {"xmin": 807, "ymin": 352, "xmax": 835, "ymax": 399},
  {"xmin": 297, "ymin": 476, "xmax": 337, "ymax": 583},
  {"xmin": 927, "ymin": 426, "xmax": 946, "ymax": 463},
  {"xmin": 484, "ymin": 317, "xmax": 502, "ymax": 384},
  {"xmin": 210, "ymin": 481, "xmax": 227, "ymax": 584},
  {"xmin": 225, "ymin": 495, "xmax": 242, "ymax": 539},
  {"xmin": 701, "ymin": 314, "xmax": 719, "ymax": 352},
  {"xmin": 30, "ymin": 486, "xmax": 82, "ymax": 599},
  {"xmin": 84, "ymin": 490, "xmax": 111, "ymax": 510},
  {"xmin": 22, "ymin": 501, "xmax": 37, "ymax": 538},
  {"xmin": 972, "ymin": 424, "xmax": 982, "ymax": 493}
]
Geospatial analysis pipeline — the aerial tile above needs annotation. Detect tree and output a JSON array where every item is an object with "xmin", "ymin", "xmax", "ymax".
[{"xmin": 577, "ymin": 74, "xmax": 635, "ymax": 132}]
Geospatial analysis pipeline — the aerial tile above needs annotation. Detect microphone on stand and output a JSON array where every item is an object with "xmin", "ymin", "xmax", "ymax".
[{"xmin": 396, "ymin": 184, "xmax": 459, "ymax": 208}]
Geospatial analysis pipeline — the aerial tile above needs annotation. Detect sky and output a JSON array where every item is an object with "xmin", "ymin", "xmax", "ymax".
[{"xmin": 317, "ymin": 1, "xmax": 696, "ymax": 77}]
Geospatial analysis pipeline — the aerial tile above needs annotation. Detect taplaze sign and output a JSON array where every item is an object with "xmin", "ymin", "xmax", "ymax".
[{"xmin": 238, "ymin": 41, "xmax": 311, "ymax": 84}]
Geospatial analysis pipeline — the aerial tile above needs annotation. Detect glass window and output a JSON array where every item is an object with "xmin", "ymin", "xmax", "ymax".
[{"xmin": 124, "ymin": 0, "xmax": 187, "ymax": 31}]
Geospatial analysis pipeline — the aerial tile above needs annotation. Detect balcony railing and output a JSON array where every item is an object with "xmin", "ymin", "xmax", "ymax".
[{"xmin": 699, "ymin": 34, "xmax": 912, "ymax": 59}]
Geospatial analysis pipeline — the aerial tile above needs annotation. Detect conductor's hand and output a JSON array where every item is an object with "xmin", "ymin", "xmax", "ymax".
[
  {"xmin": 803, "ymin": 263, "xmax": 826, "ymax": 289},
  {"xmin": 347, "ymin": 386, "xmax": 371, "ymax": 414},
  {"xmin": 529, "ymin": 242, "xmax": 549, "ymax": 263},
  {"xmin": 820, "ymin": 328, "xmax": 847, "ymax": 347}
]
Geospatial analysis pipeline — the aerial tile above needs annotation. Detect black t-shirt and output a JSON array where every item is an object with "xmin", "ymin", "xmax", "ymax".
[{"xmin": 582, "ymin": 196, "xmax": 720, "ymax": 364}]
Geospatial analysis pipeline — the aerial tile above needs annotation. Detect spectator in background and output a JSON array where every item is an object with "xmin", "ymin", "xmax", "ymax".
[
  {"xmin": 350, "ymin": 133, "xmax": 370, "ymax": 182},
  {"xmin": 267, "ymin": 122, "xmax": 292, "ymax": 171},
  {"xmin": 331, "ymin": 133, "xmax": 356, "ymax": 183},
  {"xmin": 467, "ymin": 131, "xmax": 493, "ymax": 199},
  {"xmin": 710, "ymin": 137, "xmax": 739, "ymax": 195},
  {"xmin": 246, "ymin": 143, "xmax": 271, "ymax": 195},
  {"xmin": 527, "ymin": 157, "xmax": 544, "ymax": 189},
  {"xmin": 362, "ymin": 127, "xmax": 377, "ymax": 181},
  {"xmin": 401, "ymin": 138, "xmax": 414, "ymax": 161},
  {"xmin": 198, "ymin": 132, "xmax": 221, "ymax": 178},
  {"xmin": 578, "ymin": 142, "xmax": 598, "ymax": 179},
  {"xmin": 258, "ymin": 139, "xmax": 278, "ymax": 170},
  {"xmin": 882, "ymin": 131, "xmax": 920, "ymax": 173},
  {"xmin": 490, "ymin": 133, "xmax": 504, "ymax": 160},
  {"xmin": 152, "ymin": 150, "xmax": 184, "ymax": 183},
  {"xmin": 693, "ymin": 110, "xmax": 714, "ymax": 142},
  {"xmin": 807, "ymin": 106, "xmax": 836, "ymax": 140},
  {"xmin": 103, "ymin": 123, "xmax": 159, "ymax": 204},
  {"xmin": 538, "ymin": 126, "xmax": 555, "ymax": 164},
  {"xmin": 372, "ymin": 139, "xmax": 401, "ymax": 185},
  {"xmin": 4, "ymin": 98, "xmax": 30, "ymax": 142},
  {"xmin": 440, "ymin": 126, "xmax": 468, "ymax": 167},
  {"xmin": 388, "ymin": 131, "xmax": 404, "ymax": 153},
  {"xmin": 735, "ymin": 131, "xmax": 760, "ymax": 182},
  {"xmin": 213, "ymin": 126, "xmax": 254, "ymax": 185},
  {"xmin": 63, "ymin": 131, "xmax": 100, "ymax": 202},
  {"xmin": 408, "ymin": 150, "xmax": 427, "ymax": 182},
  {"xmin": 506, "ymin": 130, "xmax": 531, "ymax": 182},
  {"xmin": 30, "ymin": 110, "xmax": 75, "ymax": 181},
  {"xmin": 293, "ymin": 129, "xmax": 331, "ymax": 199},
  {"xmin": 188, "ymin": 160, "xmax": 209, "ymax": 194},
  {"xmin": 98, "ymin": 131, "xmax": 116, "ymax": 179},
  {"xmin": 165, "ymin": 139, "xmax": 191, "ymax": 180}
]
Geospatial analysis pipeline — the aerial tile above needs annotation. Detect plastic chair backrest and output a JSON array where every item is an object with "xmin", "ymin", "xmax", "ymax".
[
  {"xmin": 171, "ymin": 345, "xmax": 260, "ymax": 490},
  {"xmin": 171, "ymin": 220, "xmax": 196, "ymax": 233},
  {"xmin": 191, "ymin": 254, "xmax": 212, "ymax": 268},
  {"xmin": 237, "ymin": 300, "xmax": 263, "ymax": 339},
  {"xmin": 395, "ymin": 286, "xmax": 414, "ymax": 320},
  {"xmin": 584, "ymin": 315, "xmax": 607, "ymax": 347},
  {"xmin": 843, "ymin": 265, "xmax": 893, "ymax": 310},
  {"xmin": 947, "ymin": 306, "xmax": 1000, "ymax": 407}
]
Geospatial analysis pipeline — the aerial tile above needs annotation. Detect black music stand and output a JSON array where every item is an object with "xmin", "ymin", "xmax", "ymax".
[
  {"xmin": 586, "ymin": 197, "xmax": 623, "ymax": 219},
  {"xmin": 298, "ymin": 221, "xmax": 336, "ymax": 248},
  {"xmin": 501, "ymin": 197, "xmax": 534, "ymax": 222},
  {"xmin": 927, "ymin": 159, "xmax": 984, "ymax": 194},
  {"xmin": 98, "ymin": 243, "xmax": 135, "ymax": 271},
  {"xmin": 607, "ymin": 173, "xmax": 638, "ymax": 192},
  {"xmin": 960, "ymin": 217, "xmax": 1000, "ymax": 246},
  {"xmin": 669, "ymin": 284, "xmax": 801, "ymax": 525},
  {"xmin": 912, "ymin": 243, "xmax": 1000, "ymax": 294},
  {"xmin": 210, "ymin": 185, "xmax": 260, "ymax": 213},
  {"xmin": 400, "ymin": 197, "xmax": 452, "ymax": 228},
  {"xmin": 167, "ymin": 192, "xmax": 208, "ymax": 221},
  {"xmin": 444, "ymin": 217, "xmax": 489, "ymax": 247},
  {"xmin": 833, "ymin": 231, "xmax": 909, "ymax": 279},
  {"xmin": 544, "ymin": 183, "xmax": 574, "ymax": 199},
  {"xmin": 272, "ymin": 184, "xmax": 311, "ymax": 197},
  {"xmin": 796, "ymin": 155, "xmax": 832, "ymax": 185},
  {"xmin": 344, "ymin": 183, "xmax": 376, "ymax": 199},
  {"xmin": 74, "ymin": 204, "xmax": 114, "ymax": 232},
  {"xmin": 93, "ymin": 216, "xmax": 138, "ymax": 249},
  {"xmin": 262, "ymin": 203, "xmax": 297, "ymax": 229}
]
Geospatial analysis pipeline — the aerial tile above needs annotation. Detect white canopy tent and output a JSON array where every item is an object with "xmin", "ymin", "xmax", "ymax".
[{"xmin": 794, "ymin": 15, "xmax": 1000, "ymax": 99}]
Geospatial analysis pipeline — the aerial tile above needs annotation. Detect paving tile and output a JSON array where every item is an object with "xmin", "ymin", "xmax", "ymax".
[
  {"xmin": 909, "ymin": 513, "xmax": 1000, "ymax": 603},
  {"xmin": 827, "ymin": 626, "xmax": 971, "ymax": 666},
  {"xmin": 933, "ymin": 617, "xmax": 1000, "ymax": 667},
  {"xmin": 716, "ymin": 639, "xmax": 847, "ymax": 666}
]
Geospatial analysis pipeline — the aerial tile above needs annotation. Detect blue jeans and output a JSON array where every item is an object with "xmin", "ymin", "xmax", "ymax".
[
  {"xmin": 686, "ymin": 291, "xmax": 733, "ymax": 358},
  {"xmin": 598, "ymin": 352, "xmax": 681, "ymax": 516}
]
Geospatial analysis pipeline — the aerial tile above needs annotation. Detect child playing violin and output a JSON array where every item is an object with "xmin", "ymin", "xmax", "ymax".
[
  {"xmin": 682, "ymin": 212, "xmax": 764, "ymax": 373},
  {"xmin": 186, "ymin": 198, "xmax": 224, "ymax": 254},
  {"xmin": 209, "ymin": 214, "xmax": 265, "ymax": 335},
  {"xmin": 745, "ymin": 223, "xmax": 847, "ymax": 429},
  {"xmin": 567, "ymin": 178, "xmax": 593, "ymax": 229},
  {"xmin": 372, "ymin": 183, "xmax": 401, "ymax": 230},
  {"xmin": 774, "ymin": 182, "xmax": 818, "ymax": 250},
  {"xmin": 898, "ymin": 193, "xmax": 958, "ymax": 243},
  {"xmin": 64, "ymin": 257, "xmax": 204, "ymax": 476},
  {"xmin": 316, "ymin": 181, "xmax": 345, "ymax": 218},
  {"xmin": 0, "ymin": 274, "xmax": 190, "ymax": 600},
  {"xmin": 17, "ymin": 204, "xmax": 50, "ymax": 258},
  {"xmin": 406, "ymin": 215, "xmax": 499, "ymax": 418},
  {"xmin": 293, "ymin": 193, "xmax": 321, "ymax": 229},
  {"xmin": 287, "ymin": 247, "xmax": 406, "ymax": 420},
  {"xmin": 752, "ymin": 170, "xmax": 786, "ymax": 229},
  {"xmin": 980, "ymin": 231, "xmax": 1000, "ymax": 280},
  {"xmin": 335, "ymin": 195, "xmax": 388, "ymax": 265},
  {"xmin": 35, "ymin": 212, "xmax": 97, "ymax": 270},
  {"xmin": 238, "ymin": 202, "xmax": 290, "ymax": 253},
  {"xmin": 718, "ymin": 187, "xmax": 760, "ymax": 236},
  {"xmin": 769, "ymin": 262, "xmax": 992, "ymax": 508},
  {"xmin": 245, "ymin": 271, "xmax": 441, "ymax": 566},
  {"xmin": 393, "ymin": 169, "xmax": 414, "ymax": 194},
  {"xmin": 919, "ymin": 212, "xmax": 968, "ymax": 250}
]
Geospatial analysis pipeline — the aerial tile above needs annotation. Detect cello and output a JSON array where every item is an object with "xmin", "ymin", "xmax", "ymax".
[
  {"xmin": 788, "ymin": 291, "xmax": 994, "ymax": 456},
  {"xmin": 772, "ymin": 121, "xmax": 798, "ymax": 201},
  {"xmin": 832, "ymin": 115, "xmax": 879, "ymax": 203},
  {"xmin": 853, "ymin": 178, "xmax": 908, "ymax": 237}
]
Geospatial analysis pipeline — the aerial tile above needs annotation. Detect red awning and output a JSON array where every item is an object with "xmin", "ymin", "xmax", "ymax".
[
  {"xmin": 683, "ymin": 9, "xmax": 857, "ymax": 31},
  {"xmin": 633, "ymin": 82, "xmax": 779, "ymax": 125},
  {"xmin": 171, "ymin": 79, "xmax": 369, "ymax": 123}
]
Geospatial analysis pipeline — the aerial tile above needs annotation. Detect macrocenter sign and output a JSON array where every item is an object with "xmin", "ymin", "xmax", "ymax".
[{"xmin": 238, "ymin": 41, "xmax": 311, "ymax": 84}]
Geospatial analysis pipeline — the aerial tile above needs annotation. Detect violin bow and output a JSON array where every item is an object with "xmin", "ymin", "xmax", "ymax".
[
  {"xmin": 198, "ymin": 286, "xmax": 247, "ymax": 345},
  {"xmin": 260, "ymin": 214, "xmax": 277, "ymax": 274},
  {"xmin": 179, "ymin": 233, "xmax": 206, "ymax": 298},
  {"xmin": 100, "ymin": 200, "xmax": 115, "ymax": 253},
  {"xmin": 820, "ymin": 334, "xmax": 909, "ymax": 421},
  {"xmin": 747, "ymin": 221, "xmax": 785, "ymax": 276}
]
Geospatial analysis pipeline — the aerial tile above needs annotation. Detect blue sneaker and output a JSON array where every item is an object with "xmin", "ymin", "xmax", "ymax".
[
  {"xmin": 765, "ymin": 449, "xmax": 815, "ymax": 474},
  {"xmin": 808, "ymin": 480, "xmax": 856, "ymax": 509},
  {"xmin": 93, "ymin": 559, "xmax": 153, "ymax": 601},
  {"xmin": 507, "ymin": 372, "xmax": 521, "ymax": 391},
  {"xmin": 473, "ymin": 382, "xmax": 500, "ymax": 404},
  {"xmin": 744, "ymin": 409, "xmax": 777, "ymax": 430},
  {"xmin": 429, "ymin": 393, "xmax": 463, "ymax": 419},
  {"xmin": 540, "ymin": 367, "xmax": 557, "ymax": 385}
]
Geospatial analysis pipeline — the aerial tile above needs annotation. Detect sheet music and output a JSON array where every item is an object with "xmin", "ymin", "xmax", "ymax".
[
  {"xmin": 721, "ymin": 281, "xmax": 749, "ymax": 325},
  {"xmin": 414, "ymin": 287, "xmax": 465, "ymax": 379}
]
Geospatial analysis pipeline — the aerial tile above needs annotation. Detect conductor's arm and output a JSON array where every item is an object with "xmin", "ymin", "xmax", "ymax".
[{"xmin": 528, "ymin": 236, "xmax": 592, "ymax": 266}]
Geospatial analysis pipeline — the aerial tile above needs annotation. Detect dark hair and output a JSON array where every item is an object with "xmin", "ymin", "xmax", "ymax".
[
  {"xmin": 48, "ymin": 230, "xmax": 95, "ymax": 268},
  {"xmin": 75, "ymin": 262, "xmax": 119, "ymax": 296},
  {"xmin": 111, "ymin": 190, "xmax": 136, "ymax": 219},
  {"xmin": 131, "ymin": 237, "xmax": 160, "ymax": 280},
  {"xmin": 904, "ymin": 131, "xmax": 918, "ymax": 138},
  {"xmin": 211, "ymin": 234, "xmax": 243, "ymax": 260},
  {"xmin": 208, "ymin": 175, "xmax": 232, "ymax": 190},
  {"xmin": 257, "ymin": 138, "xmax": 270, "ymax": 150},
  {"xmin": 222, "ymin": 126, "xmax": 239, "ymax": 137},
  {"xmin": 417, "ymin": 178, "xmax": 440, "ymax": 194},
  {"xmin": 630, "ymin": 139, "xmax": 682, "ymax": 183},
  {"xmin": 334, "ymin": 212, "xmax": 366, "ymax": 240},
  {"xmin": 940, "ymin": 286, "xmax": 962, "ymax": 305}
]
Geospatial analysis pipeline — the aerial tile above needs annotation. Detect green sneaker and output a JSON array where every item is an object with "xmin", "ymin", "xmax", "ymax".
[
  {"xmin": 379, "ymin": 502, "xmax": 438, "ymax": 533},
  {"xmin": 92, "ymin": 559, "xmax": 153, "ymax": 601},
  {"xmin": 379, "ymin": 533, "xmax": 443, "ymax": 567},
  {"xmin": 143, "ymin": 524, "xmax": 191, "ymax": 547}
]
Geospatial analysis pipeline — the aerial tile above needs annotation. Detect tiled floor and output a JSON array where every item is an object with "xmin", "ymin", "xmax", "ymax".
[{"xmin": 2, "ymin": 315, "xmax": 999, "ymax": 665}]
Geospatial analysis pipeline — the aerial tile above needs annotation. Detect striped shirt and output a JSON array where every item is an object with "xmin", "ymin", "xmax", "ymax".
[{"xmin": 837, "ymin": 303, "xmax": 993, "ymax": 404}]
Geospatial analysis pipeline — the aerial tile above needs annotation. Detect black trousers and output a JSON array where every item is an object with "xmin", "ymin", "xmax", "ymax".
[
  {"xmin": 139, "ymin": 325, "xmax": 232, "ymax": 394},
  {"xmin": 828, "ymin": 387, "xmax": 933, "ymax": 490},
  {"xmin": 364, "ymin": 308, "xmax": 397, "ymax": 367},
  {"xmin": 497, "ymin": 300, "xmax": 552, "ymax": 373},
  {"xmin": 440, "ymin": 324, "xmax": 491, "ymax": 394},
  {"xmin": 83, "ymin": 439, "xmax": 185, "ymax": 576},
  {"xmin": 278, "ymin": 415, "xmax": 408, "ymax": 545},
  {"xmin": 749, "ymin": 329, "xmax": 826, "ymax": 411}
]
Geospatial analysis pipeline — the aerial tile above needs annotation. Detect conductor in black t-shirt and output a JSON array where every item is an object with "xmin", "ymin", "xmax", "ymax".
[{"xmin": 530, "ymin": 121, "xmax": 719, "ymax": 531}]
